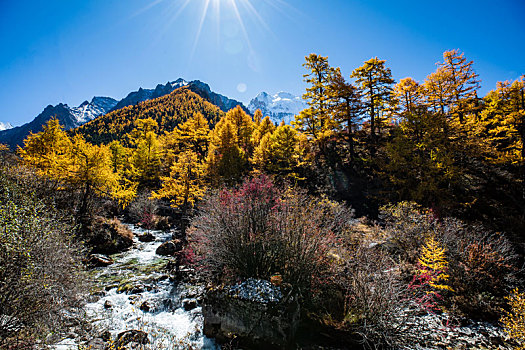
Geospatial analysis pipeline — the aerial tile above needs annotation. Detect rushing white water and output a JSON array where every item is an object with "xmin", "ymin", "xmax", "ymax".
[{"xmin": 55, "ymin": 224, "xmax": 217, "ymax": 349}]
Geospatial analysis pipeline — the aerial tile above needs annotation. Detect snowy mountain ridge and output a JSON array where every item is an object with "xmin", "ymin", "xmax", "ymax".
[
  {"xmin": 0, "ymin": 122, "xmax": 12, "ymax": 131},
  {"xmin": 70, "ymin": 97, "xmax": 118, "ymax": 126},
  {"xmin": 248, "ymin": 91, "xmax": 306, "ymax": 125}
]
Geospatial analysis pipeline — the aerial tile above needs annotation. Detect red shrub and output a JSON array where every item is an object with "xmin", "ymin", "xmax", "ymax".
[{"xmin": 187, "ymin": 175, "xmax": 354, "ymax": 297}]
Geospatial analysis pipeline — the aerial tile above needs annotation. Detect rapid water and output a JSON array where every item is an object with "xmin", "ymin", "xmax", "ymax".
[{"xmin": 55, "ymin": 224, "xmax": 217, "ymax": 349}]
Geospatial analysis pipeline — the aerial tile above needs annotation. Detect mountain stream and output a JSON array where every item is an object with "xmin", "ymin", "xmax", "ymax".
[{"xmin": 54, "ymin": 224, "xmax": 217, "ymax": 349}]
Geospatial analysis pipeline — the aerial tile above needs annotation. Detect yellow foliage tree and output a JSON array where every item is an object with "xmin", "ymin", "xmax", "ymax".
[
  {"xmin": 418, "ymin": 234, "xmax": 453, "ymax": 292},
  {"xmin": 328, "ymin": 68, "xmax": 362, "ymax": 162},
  {"xmin": 152, "ymin": 150, "xmax": 207, "ymax": 233},
  {"xmin": 251, "ymin": 115, "xmax": 276, "ymax": 147},
  {"xmin": 19, "ymin": 119, "xmax": 136, "ymax": 217},
  {"xmin": 439, "ymin": 49, "xmax": 480, "ymax": 124},
  {"xmin": 18, "ymin": 117, "xmax": 72, "ymax": 182},
  {"xmin": 161, "ymin": 113, "xmax": 210, "ymax": 160},
  {"xmin": 293, "ymin": 54, "xmax": 337, "ymax": 146},
  {"xmin": 68, "ymin": 135, "xmax": 136, "ymax": 211},
  {"xmin": 253, "ymin": 109, "xmax": 263, "ymax": 126},
  {"xmin": 252, "ymin": 124, "xmax": 303, "ymax": 180},
  {"xmin": 351, "ymin": 57, "xmax": 395, "ymax": 152},
  {"xmin": 128, "ymin": 118, "xmax": 162, "ymax": 187},
  {"xmin": 219, "ymin": 105, "xmax": 255, "ymax": 155},
  {"xmin": 206, "ymin": 119, "xmax": 247, "ymax": 184},
  {"xmin": 108, "ymin": 140, "xmax": 130, "ymax": 174},
  {"xmin": 501, "ymin": 288, "xmax": 525, "ymax": 349},
  {"xmin": 160, "ymin": 112, "xmax": 210, "ymax": 172},
  {"xmin": 480, "ymin": 79, "xmax": 524, "ymax": 165}
]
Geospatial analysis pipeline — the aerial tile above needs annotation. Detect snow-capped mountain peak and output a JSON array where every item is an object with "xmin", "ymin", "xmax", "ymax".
[
  {"xmin": 0, "ymin": 122, "xmax": 13, "ymax": 131},
  {"xmin": 169, "ymin": 78, "xmax": 189, "ymax": 88},
  {"xmin": 69, "ymin": 96, "xmax": 118, "ymax": 126},
  {"xmin": 248, "ymin": 91, "xmax": 306, "ymax": 125},
  {"xmin": 275, "ymin": 91, "xmax": 296, "ymax": 100}
]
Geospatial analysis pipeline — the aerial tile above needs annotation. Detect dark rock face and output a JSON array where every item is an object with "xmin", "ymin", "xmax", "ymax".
[
  {"xmin": 0, "ymin": 104, "xmax": 73, "ymax": 149},
  {"xmin": 203, "ymin": 279, "xmax": 300, "ymax": 349},
  {"xmin": 188, "ymin": 80, "xmax": 249, "ymax": 114},
  {"xmin": 139, "ymin": 301, "xmax": 151, "ymax": 312},
  {"xmin": 0, "ymin": 78, "xmax": 245, "ymax": 149},
  {"xmin": 86, "ymin": 254, "xmax": 114, "ymax": 267},
  {"xmin": 0, "ymin": 97, "xmax": 117, "ymax": 149},
  {"xmin": 155, "ymin": 216, "xmax": 171, "ymax": 231},
  {"xmin": 155, "ymin": 239, "xmax": 183, "ymax": 256}
]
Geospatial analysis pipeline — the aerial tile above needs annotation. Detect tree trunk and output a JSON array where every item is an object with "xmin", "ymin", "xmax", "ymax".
[
  {"xmin": 369, "ymin": 74, "xmax": 376, "ymax": 158},
  {"xmin": 78, "ymin": 182, "xmax": 91, "ymax": 229},
  {"xmin": 346, "ymin": 114, "xmax": 355, "ymax": 163}
]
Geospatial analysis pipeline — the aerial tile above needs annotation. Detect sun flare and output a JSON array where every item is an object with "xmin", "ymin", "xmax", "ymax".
[{"xmin": 135, "ymin": 0, "xmax": 291, "ymax": 59}]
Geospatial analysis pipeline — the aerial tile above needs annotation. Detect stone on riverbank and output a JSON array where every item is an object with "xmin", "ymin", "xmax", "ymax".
[
  {"xmin": 203, "ymin": 278, "xmax": 300, "ymax": 348},
  {"xmin": 86, "ymin": 254, "xmax": 114, "ymax": 267},
  {"xmin": 155, "ymin": 239, "xmax": 183, "ymax": 256}
]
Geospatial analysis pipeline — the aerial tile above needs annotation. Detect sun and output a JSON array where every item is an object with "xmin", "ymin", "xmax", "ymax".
[
  {"xmin": 134, "ymin": 0, "xmax": 290, "ymax": 58},
  {"xmin": 189, "ymin": 0, "xmax": 262, "ymax": 55}
]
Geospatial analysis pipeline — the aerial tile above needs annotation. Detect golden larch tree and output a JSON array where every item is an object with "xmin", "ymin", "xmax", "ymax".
[
  {"xmin": 418, "ymin": 234, "xmax": 453, "ymax": 292},
  {"xmin": 153, "ymin": 150, "xmax": 207, "ymax": 234},
  {"xmin": 501, "ymin": 288, "xmax": 525, "ymax": 349}
]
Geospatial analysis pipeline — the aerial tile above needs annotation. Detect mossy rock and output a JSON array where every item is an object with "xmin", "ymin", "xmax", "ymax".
[
  {"xmin": 136, "ymin": 258, "xmax": 170, "ymax": 275},
  {"xmin": 117, "ymin": 281, "xmax": 141, "ymax": 294},
  {"xmin": 118, "ymin": 258, "xmax": 140, "ymax": 269},
  {"xmin": 96, "ymin": 272, "xmax": 134, "ymax": 287}
]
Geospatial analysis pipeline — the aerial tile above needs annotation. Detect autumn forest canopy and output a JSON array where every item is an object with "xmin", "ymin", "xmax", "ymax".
[
  {"xmin": 1, "ymin": 48, "xmax": 525, "ymax": 349},
  {"xmin": 14, "ymin": 49, "xmax": 525, "ymax": 235}
]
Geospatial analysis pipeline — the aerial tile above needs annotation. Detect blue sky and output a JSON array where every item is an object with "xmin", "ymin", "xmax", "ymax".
[{"xmin": 1, "ymin": 0, "xmax": 524, "ymax": 126}]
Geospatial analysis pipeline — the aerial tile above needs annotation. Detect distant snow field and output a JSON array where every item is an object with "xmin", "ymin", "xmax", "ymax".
[{"xmin": 248, "ymin": 91, "xmax": 306, "ymax": 125}]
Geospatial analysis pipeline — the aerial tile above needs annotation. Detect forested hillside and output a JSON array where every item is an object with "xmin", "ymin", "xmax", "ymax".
[{"xmin": 75, "ymin": 87, "xmax": 224, "ymax": 145}]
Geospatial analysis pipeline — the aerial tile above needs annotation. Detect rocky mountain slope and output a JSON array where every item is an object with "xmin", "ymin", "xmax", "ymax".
[
  {"xmin": 113, "ymin": 79, "xmax": 247, "ymax": 114},
  {"xmin": 0, "ymin": 97, "xmax": 117, "ymax": 149},
  {"xmin": 0, "ymin": 79, "xmax": 246, "ymax": 149}
]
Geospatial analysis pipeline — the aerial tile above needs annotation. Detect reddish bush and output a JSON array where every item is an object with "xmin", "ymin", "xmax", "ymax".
[{"xmin": 187, "ymin": 175, "xmax": 354, "ymax": 298}]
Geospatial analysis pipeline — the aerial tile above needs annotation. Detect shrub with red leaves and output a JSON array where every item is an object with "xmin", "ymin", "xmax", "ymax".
[{"xmin": 187, "ymin": 175, "xmax": 354, "ymax": 298}]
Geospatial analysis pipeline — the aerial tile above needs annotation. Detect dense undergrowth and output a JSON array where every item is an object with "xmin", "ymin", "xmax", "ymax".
[{"xmin": 0, "ymin": 162, "xmax": 87, "ymax": 349}]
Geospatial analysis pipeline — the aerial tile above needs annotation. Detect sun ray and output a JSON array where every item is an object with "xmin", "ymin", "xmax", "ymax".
[
  {"xmin": 213, "ymin": 0, "xmax": 221, "ymax": 48},
  {"xmin": 264, "ymin": 0, "xmax": 304, "ymax": 24},
  {"xmin": 148, "ymin": 0, "xmax": 192, "ymax": 48},
  {"xmin": 238, "ymin": 0, "xmax": 271, "ymax": 33},
  {"xmin": 190, "ymin": 0, "xmax": 212, "ymax": 59},
  {"xmin": 128, "ymin": 0, "xmax": 165, "ymax": 20},
  {"xmin": 137, "ymin": 0, "xmax": 294, "ymax": 61},
  {"xmin": 161, "ymin": 0, "xmax": 192, "ymax": 34},
  {"xmin": 229, "ymin": 0, "xmax": 253, "ymax": 52}
]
